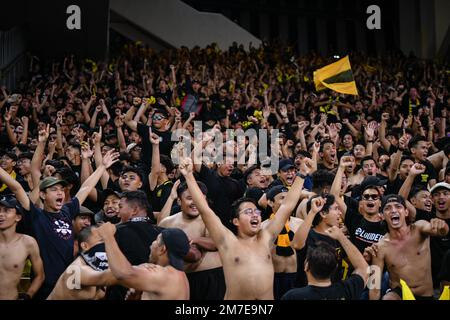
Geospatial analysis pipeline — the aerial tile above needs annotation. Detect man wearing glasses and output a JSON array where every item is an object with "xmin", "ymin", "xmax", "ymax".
[
  {"xmin": 179, "ymin": 156, "xmax": 313, "ymax": 299},
  {"xmin": 331, "ymin": 156, "xmax": 387, "ymax": 253},
  {"xmin": 124, "ymin": 100, "xmax": 174, "ymax": 170}
]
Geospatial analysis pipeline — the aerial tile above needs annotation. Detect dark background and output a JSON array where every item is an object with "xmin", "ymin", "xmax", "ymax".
[{"xmin": 1, "ymin": 0, "xmax": 109, "ymax": 60}]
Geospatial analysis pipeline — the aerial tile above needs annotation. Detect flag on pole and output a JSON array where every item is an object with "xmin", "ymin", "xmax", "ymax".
[{"xmin": 313, "ymin": 55, "xmax": 358, "ymax": 96}]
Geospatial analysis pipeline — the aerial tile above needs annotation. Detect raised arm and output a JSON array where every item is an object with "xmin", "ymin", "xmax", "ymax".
[
  {"xmin": 264, "ymin": 159, "xmax": 312, "ymax": 238},
  {"xmin": 399, "ymin": 163, "xmax": 425, "ymax": 199},
  {"xmin": 75, "ymin": 149, "xmax": 119, "ymax": 205},
  {"xmin": 331, "ymin": 156, "xmax": 353, "ymax": 216},
  {"xmin": 417, "ymin": 219, "xmax": 449, "ymax": 238},
  {"xmin": 157, "ymin": 180, "xmax": 180, "ymax": 225},
  {"xmin": 291, "ymin": 197, "xmax": 325, "ymax": 250},
  {"xmin": 97, "ymin": 223, "xmax": 163, "ymax": 292},
  {"xmin": 148, "ymin": 132, "xmax": 161, "ymax": 191},
  {"xmin": 179, "ymin": 157, "xmax": 232, "ymax": 249},
  {"xmin": 0, "ymin": 167, "xmax": 30, "ymax": 210},
  {"xmin": 124, "ymin": 100, "xmax": 139, "ymax": 131},
  {"xmin": 326, "ymin": 226, "xmax": 369, "ymax": 284}
]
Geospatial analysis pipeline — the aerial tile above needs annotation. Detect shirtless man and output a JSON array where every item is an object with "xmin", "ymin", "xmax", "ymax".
[
  {"xmin": 261, "ymin": 185, "xmax": 303, "ymax": 299},
  {"xmin": 179, "ymin": 156, "xmax": 313, "ymax": 299},
  {"xmin": 158, "ymin": 180, "xmax": 225, "ymax": 300},
  {"xmin": 47, "ymin": 226, "xmax": 116, "ymax": 300},
  {"xmin": 369, "ymin": 194, "xmax": 449, "ymax": 300},
  {"xmin": 98, "ymin": 222, "xmax": 190, "ymax": 300},
  {"xmin": 0, "ymin": 197, "xmax": 44, "ymax": 300}
]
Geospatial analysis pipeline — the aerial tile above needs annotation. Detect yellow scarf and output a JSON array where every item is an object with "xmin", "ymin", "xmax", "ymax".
[
  {"xmin": 0, "ymin": 170, "xmax": 16, "ymax": 192},
  {"xmin": 269, "ymin": 213, "xmax": 294, "ymax": 256}
]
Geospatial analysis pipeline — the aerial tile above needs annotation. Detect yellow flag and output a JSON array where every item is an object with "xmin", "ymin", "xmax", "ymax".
[
  {"xmin": 400, "ymin": 279, "xmax": 415, "ymax": 300},
  {"xmin": 313, "ymin": 56, "xmax": 358, "ymax": 96},
  {"xmin": 439, "ymin": 286, "xmax": 450, "ymax": 300}
]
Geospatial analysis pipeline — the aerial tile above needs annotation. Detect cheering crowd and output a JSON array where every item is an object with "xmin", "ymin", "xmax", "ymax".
[{"xmin": 0, "ymin": 41, "xmax": 449, "ymax": 300}]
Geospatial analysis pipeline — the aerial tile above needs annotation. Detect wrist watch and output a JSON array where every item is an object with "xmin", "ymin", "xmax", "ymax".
[{"xmin": 296, "ymin": 172, "xmax": 308, "ymax": 179}]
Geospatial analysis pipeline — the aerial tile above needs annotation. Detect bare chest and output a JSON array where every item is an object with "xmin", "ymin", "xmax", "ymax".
[
  {"xmin": 384, "ymin": 236, "xmax": 430, "ymax": 271},
  {"xmin": 0, "ymin": 242, "xmax": 28, "ymax": 272}
]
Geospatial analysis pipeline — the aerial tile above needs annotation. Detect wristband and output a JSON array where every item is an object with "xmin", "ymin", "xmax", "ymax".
[{"xmin": 296, "ymin": 172, "xmax": 308, "ymax": 179}]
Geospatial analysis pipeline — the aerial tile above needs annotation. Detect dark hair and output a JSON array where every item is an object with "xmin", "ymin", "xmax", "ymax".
[
  {"xmin": 360, "ymin": 156, "xmax": 376, "ymax": 168},
  {"xmin": 408, "ymin": 135, "xmax": 427, "ymax": 150},
  {"xmin": 400, "ymin": 155, "xmax": 414, "ymax": 165},
  {"xmin": 108, "ymin": 161, "xmax": 123, "ymax": 177},
  {"xmin": 77, "ymin": 226, "xmax": 96, "ymax": 252},
  {"xmin": 121, "ymin": 166, "xmax": 144, "ymax": 182},
  {"xmin": 243, "ymin": 165, "xmax": 260, "ymax": 184},
  {"xmin": 230, "ymin": 197, "xmax": 258, "ymax": 219},
  {"xmin": 177, "ymin": 181, "xmax": 208, "ymax": 198},
  {"xmin": 68, "ymin": 142, "xmax": 81, "ymax": 152},
  {"xmin": 408, "ymin": 186, "xmax": 428, "ymax": 200},
  {"xmin": 160, "ymin": 155, "xmax": 174, "ymax": 173},
  {"xmin": 121, "ymin": 190, "xmax": 152, "ymax": 214},
  {"xmin": 444, "ymin": 143, "xmax": 450, "ymax": 157},
  {"xmin": 320, "ymin": 139, "xmax": 335, "ymax": 152},
  {"xmin": 311, "ymin": 170, "xmax": 335, "ymax": 193},
  {"xmin": 307, "ymin": 194, "xmax": 336, "ymax": 227},
  {"xmin": 306, "ymin": 241, "xmax": 338, "ymax": 280}
]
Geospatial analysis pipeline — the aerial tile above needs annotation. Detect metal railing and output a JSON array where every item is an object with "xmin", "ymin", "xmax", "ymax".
[{"xmin": 0, "ymin": 26, "xmax": 27, "ymax": 90}]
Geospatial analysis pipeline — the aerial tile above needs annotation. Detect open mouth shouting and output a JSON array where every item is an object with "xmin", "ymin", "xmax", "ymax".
[{"xmin": 390, "ymin": 213, "xmax": 401, "ymax": 226}]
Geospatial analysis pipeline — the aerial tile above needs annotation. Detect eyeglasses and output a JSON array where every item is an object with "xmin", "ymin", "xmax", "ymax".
[
  {"xmin": 362, "ymin": 194, "xmax": 380, "ymax": 201},
  {"xmin": 239, "ymin": 208, "xmax": 262, "ymax": 216},
  {"xmin": 152, "ymin": 114, "xmax": 166, "ymax": 121}
]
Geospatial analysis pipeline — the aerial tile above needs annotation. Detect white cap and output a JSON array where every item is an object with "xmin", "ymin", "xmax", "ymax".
[
  {"xmin": 126, "ymin": 143, "xmax": 137, "ymax": 153},
  {"xmin": 429, "ymin": 182, "xmax": 450, "ymax": 194}
]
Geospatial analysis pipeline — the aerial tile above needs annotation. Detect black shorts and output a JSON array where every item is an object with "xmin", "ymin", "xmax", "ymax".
[
  {"xmin": 387, "ymin": 287, "xmax": 434, "ymax": 300},
  {"xmin": 274, "ymin": 272, "xmax": 297, "ymax": 300},
  {"xmin": 186, "ymin": 267, "xmax": 226, "ymax": 300}
]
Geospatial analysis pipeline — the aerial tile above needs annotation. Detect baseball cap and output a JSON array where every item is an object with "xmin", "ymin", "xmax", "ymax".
[
  {"xmin": 266, "ymin": 185, "xmax": 288, "ymax": 201},
  {"xmin": 39, "ymin": 177, "xmax": 68, "ymax": 191},
  {"xmin": 429, "ymin": 182, "xmax": 450, "ymax": 195},
  {"xmin": 74, "ymin": 206, "xmax": 95, "ymax": 219},
  {"xmin": 101, "ymin": 189, "xmax": 122, "ymax": 203},
  {"xmin": 360, "ymin": 176, "xmax": 387, "ymax": 192},
  {"xmin": 381, "ymin": 194, "xmax": 406, "ymax": 211},
  {"xmin": 279, "ymin": 159, "xmax": 295, "ymax": 172},
  {"xmin": 161, "ymin": 228, "xmax": 190, "ymax": 271},
  {"xmin": 0, "ymin": 196, "xmax": 23, "ymax": 214}
]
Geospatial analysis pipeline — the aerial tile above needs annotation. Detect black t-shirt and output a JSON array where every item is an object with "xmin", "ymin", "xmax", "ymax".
[
  {"xmin": 137, "ymin": 123, "xmax": 174, "ymax": 172},
  {"xmin": 282, "ymin": 274, "xmax": 365, "ymax": 300},
  {"xmin": 208, "ymin": 94, "xmax": 231, "ymax": 120},
  {"xmin": 344, "ymin": 196, "xmax": 387, "ymax": 253},
  {"xmin": 150, "ymin": 180, "xmax": 173, "ymax": 212},
  {"xmin": 20, "ymin": 198, "xmax": 80, "ymax": 297},
  {"xmin": 429, "ymin": 213, "xmax": 450, "ymax": 287},
  {"xmin": 401, "ymin": 95, "xmax": 422, "ymax": 117},
  {"xmin": 438, "ymin": 249, "xmax": 450, "ymax": 282},
  {"xmin": 105, "ymin": 220, "xmax": 163, "ymax": 300},
  {"xmin": 414, "ymin": 208, "xmax": 434, "ymax": 222},
  {"xmin": 198, "ymin": 165, "xmax": 245, "ymax": 227},
  {"xmin": 295, "ymin": 229, "xmax": 345, "ymax": 287},
  {"xmin": 385, "ymin": 176, "xmax": 405, "ymax": 195},
  {"xmin": 413, "ymin": 160, "xmax": 437, "ymax": 188}
]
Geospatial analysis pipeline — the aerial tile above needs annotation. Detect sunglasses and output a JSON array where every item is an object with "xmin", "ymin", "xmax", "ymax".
[
  {"xmin": 152, "ymin": 114, "xmax": 166, "ymax": 121},
  {"xmin": 362, "ymin": 194, "xmax": 380, "ymax": 201}
]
